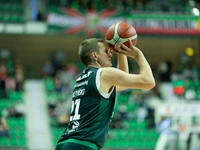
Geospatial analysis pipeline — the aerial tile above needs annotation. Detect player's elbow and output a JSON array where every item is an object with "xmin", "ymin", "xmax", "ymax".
[
  {"xmin": 142, "ymin": 77, "xmax": 156, "ymax": 90},
  {"xmin": 145, "ymin": 80, "xmax": 156, "ymax": 89}
]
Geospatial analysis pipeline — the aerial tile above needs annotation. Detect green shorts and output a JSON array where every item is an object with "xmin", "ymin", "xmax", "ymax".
[{"xmin": 55, "ymin": 139, "xmax": 98, "ymax": 150}]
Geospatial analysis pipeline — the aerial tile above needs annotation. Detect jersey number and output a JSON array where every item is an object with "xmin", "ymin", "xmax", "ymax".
[{"xmin": 70, "ymin": 99, "xmax": 81, "ymax": 121}]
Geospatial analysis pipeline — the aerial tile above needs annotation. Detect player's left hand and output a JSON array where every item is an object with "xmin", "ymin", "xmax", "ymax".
[{"xmin": 110, "ymin": 39, "xmax": 141, "ymax": 59}]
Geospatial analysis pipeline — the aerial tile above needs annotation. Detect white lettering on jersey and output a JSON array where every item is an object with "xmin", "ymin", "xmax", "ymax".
[
  {"xmin": 74, "ymin": 81, "xmax": 88, "ymax": 88},
  {"xmin": 76, "ymin": 71, "xmax": 92, "ymax": 81},
  {"xmin": 72, "ymin": 89, "xmax": 85, "ymax": 98}
]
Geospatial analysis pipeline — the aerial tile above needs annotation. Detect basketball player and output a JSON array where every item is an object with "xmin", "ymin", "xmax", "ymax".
[{"xmin": 55, "ymin": 38, "xmax": 155, "ymax": 150}]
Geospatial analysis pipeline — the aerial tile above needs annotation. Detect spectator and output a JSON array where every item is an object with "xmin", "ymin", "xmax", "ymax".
[
  {"xmin": 109, "ymin": 111, "xmax": 123, "ymax": 129},
  {"xmin": 146, "ymin": 106, "xmax": 155, "ymax": 129},
  {"xmin": 41, "ymin": 60, "xmax": 54, "ymax": 77},
  {"xmin": 135, "ymin": 0, "xmax": 145, "ymax": 11},
  {"xmin": 135, "ymin": 102, "xmax": 148, "ymax": 123},
  {"xmin": 158, "ymin": 59, "xmax": 172, "ymax": 82},
  {"xmin": 123, "ymin": 0, "xmax": 134, "ymax": 13},
  {"xmin": 0, "ymin": 61, "xmax": 8, "ymax": 98},
  {"xmin": 109, "ymin": 103, "xmax": 128, "ymax": 129},
  {"xmin": 185, "ymin": 87, "xmax": 196, "ymax": 100},
  {"xmin": 59, "ymin": 65, "xmax": 74, "ymax": 97},
  {"xmin": 7, "ymin": 104, "xmax": 24, "ymax": 118},
  {"xmin": 66, "ymin": 62, "xmax": 78, "ymax": 75},
  {"xmin": 55, "ymin": 100, "xmax": 70, "ymax": 127},
  {"xmin": 196, "ymin": 87, "xmax": 200, "ymax": 100},
  {"xmin": 15, "ymin": 100, "xmax": 25, "ymax": 117},
  {"xmin": 115, "ymin": 0, "xmax": 124, "ymax": 12},
  {"xmin": 15, "ymin": 59, "xmax": 24, "ymax": 91},
  {"xmin": 118, "ymin": 104, "xmax": 128, "ymax": 120},
  {"xmin": 0, "ymin": 116, "xmax": 10, "ymax": 138},
  {"xmin": 182, "ymin": 64, "xmax": 193, "ymax": 80},
  {"xmin": 0, "ymin": 61, "xmax": 8, "ymax": 80},
  {"xmin": 129, "ymin": 89, "xmax": 142, "ymax": 104},
  {"xmin": 54, "ymin": 72, "xmax": 62, "ymax": 93},
  {"xmin": 5, "ymin": 76, "xmax": 16, "ymax": 91}
]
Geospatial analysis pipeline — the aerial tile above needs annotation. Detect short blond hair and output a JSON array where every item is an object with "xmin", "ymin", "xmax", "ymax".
[{"xmin": 78, "ymin": 38, "xmax": 104, "ymax": 66}]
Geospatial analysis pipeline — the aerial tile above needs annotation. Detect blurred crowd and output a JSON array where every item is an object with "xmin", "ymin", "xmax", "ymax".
[
  {"xmin": 0, "ymin": 59, "xmax": 24, "ymax": 98},
  {"xmin": 155, "ymin": 58, "xmax": 200, "ymax": 100},
  {"xmin": 48, "ymin": 0, "xmax": 200, "ymax": 13},
  {"xmin": 0, "ymin": 59, "xmax": 25, "ymax": 138},
  {"xmin": 42, "ymin": 54, "xmax": 81, "ymax": 127}
]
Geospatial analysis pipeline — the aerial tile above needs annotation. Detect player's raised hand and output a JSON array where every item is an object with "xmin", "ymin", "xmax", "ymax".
[{"xmin": 110, "ymin": 39, "xmax": 141, "ymax": 59}]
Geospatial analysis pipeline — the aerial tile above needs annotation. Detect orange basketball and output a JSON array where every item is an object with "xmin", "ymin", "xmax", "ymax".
[{"xmin": 105, "ymin": 22, "xmax": 137, "ymax": 51}]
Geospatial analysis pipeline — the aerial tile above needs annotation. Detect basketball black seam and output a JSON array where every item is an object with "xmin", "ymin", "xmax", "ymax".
[
  {"xmin": 120, "ymin": 25, "xmax": 131, "ymax": 38},
  {"xmin": 114, "ymin": 24, "xmax": 132, "ymax": 47},
  {"xmin": 113, "ymin": 24, "xmax": 121, "ymax": 47}
]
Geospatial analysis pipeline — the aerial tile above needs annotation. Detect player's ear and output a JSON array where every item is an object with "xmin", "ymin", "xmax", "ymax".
[{"xmin": 91, "ymin": 52, "xmax": 98, "ymax": 61}]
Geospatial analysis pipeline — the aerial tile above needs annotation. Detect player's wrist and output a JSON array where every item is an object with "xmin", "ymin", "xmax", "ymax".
[{"xmin": 135, "ymin": 51, "xmax": 143, "ymax": 60}]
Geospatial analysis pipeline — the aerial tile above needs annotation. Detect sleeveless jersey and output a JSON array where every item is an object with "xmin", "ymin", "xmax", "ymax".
[{"xmin": 57, "ymin": 67, "xmax": 116, "ymax": 148}]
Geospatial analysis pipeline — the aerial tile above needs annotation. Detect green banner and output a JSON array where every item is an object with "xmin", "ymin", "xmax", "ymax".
[{"xmin": 46, "ymin": 7, "xmax": 200, "ymax": 35}]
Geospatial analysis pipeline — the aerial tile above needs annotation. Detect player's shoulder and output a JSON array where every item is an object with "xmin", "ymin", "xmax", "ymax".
[
  {"xmin": 101, "ymin": 67, "xmax": 123, "ymax": 72},
  {"xmin": 100, "ymin": 67, "xmax": 122, "ymax": 78},
  {"xmin": 101, "ymin": 67, "xmax": 117, "ymax": 70},
  {"xmin": 100, "ymin": 67, "xmax": 117, "ymax": 73}
]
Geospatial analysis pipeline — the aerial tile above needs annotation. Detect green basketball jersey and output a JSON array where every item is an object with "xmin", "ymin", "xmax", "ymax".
[{"xmin": 57, "ymin": 67, "xmax": 116, "ymax": 148}]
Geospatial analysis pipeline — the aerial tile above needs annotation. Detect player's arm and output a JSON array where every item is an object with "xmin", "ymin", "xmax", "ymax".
[
  {"xmin": 101, "ymin": 67, "xmax": 155, "ymax": 90},
  {"xmin": 116, "ymin": 54, "xmax": 129, "ymax": 91},
  {"xmin": 102, "ymin": 39, "xmax": 155, "ymax": 90},
  {"xmin": 117, "ymin": 54, "xmax": 129, "ymax": 73}
]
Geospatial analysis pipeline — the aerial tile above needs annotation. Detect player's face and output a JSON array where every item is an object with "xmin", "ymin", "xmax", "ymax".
[{"xmin": 97, "ymin": 42, "xmax": 112, "ymax": 67}]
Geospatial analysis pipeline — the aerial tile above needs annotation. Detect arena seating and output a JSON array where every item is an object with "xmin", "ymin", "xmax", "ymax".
[
  {"xmin": 0, "ymin": 59, "xmax": 26, "ymax": 149},
  {"xmin": 0, "ymin": 0, "xmax": 24, "ymax": 23},
  {"xmin": 0, "ymin": 92, "xmax": 27, "ymax": 148}
]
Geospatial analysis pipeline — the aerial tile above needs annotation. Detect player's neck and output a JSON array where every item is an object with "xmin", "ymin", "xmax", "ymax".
[
  {"xmin": 87, "ymin": 61, "xmax": 103, "ymax": 68},
  {"xmin": 87, "ymin": 65, "xmax": 99, "ymax": 68}
]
